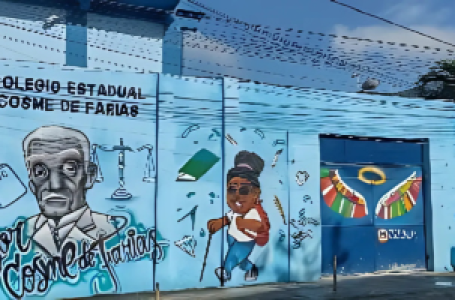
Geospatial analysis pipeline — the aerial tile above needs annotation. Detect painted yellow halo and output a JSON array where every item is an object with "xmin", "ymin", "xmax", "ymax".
[{"xmin": 358, "ymin": 167, "xmax": 386, "ymax": 185}]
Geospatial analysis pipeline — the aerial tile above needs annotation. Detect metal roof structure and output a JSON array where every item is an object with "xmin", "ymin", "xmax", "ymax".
[{"xmin": 0, "ymin": 0, "xmax": 182, "ymax": 71}]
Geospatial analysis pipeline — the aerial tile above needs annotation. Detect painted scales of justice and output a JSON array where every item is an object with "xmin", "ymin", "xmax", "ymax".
[{"xmin": 90, "ymin": 138, "xmax": 155, "ymax": 200}]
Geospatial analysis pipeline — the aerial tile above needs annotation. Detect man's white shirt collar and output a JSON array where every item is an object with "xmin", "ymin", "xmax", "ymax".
[{"xmin": 35, "ymin": 205, "xmax": 96, "ymax": 242}]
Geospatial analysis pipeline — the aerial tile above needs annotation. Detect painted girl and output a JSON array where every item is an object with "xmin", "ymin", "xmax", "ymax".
[{"xmin": 207, "ymin": 150, "xmax": 270, "ymax": 283}]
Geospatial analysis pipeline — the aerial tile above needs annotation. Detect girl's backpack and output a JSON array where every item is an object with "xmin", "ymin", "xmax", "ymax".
[{"xmin": 253, "ymin": 202, "xmax": 271, "ymax": 246}]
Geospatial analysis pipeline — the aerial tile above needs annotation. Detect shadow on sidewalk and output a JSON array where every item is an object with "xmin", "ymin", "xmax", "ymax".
[{"xmin": 67, "ymin": 273, "xmax": 455, "ymax": 300}]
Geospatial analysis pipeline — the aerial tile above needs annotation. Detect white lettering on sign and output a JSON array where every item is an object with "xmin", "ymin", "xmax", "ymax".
[{"xmin": 377, "ymin": 229, "xmax": 416, "ymax": 243}]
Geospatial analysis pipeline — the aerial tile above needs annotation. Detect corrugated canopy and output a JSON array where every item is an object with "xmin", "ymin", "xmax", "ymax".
[{"xmin": 105, "ymin": 0, "xmax": 180, "ymax": 10}]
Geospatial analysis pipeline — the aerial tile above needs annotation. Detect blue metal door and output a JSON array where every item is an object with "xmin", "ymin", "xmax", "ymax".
[
  {"xmin": 375, "ymin": 225, "xmax": 426, "ymax": 271},
  {"xmin": 321, "ymin": 226, "xmax": 376, "ymax": 274},
  {"xmin": 320, "ymin": 137, "xmax": 426, "ymax": 274}
]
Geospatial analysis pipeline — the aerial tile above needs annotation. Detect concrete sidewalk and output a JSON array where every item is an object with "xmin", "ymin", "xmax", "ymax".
[{"xmin": 79, "ymin": 272, "xmax": 455, "ymax": 300}]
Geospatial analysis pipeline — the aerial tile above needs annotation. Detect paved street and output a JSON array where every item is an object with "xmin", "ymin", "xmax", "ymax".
[{"xmin": 81, "ymin": 272, "xmax": 455, "ymax": 300}]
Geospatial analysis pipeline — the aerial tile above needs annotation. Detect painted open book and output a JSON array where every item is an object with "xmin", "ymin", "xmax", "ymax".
[{"xmin": 177, "ymin": 149, "xmax": 220, "ymax": 181}]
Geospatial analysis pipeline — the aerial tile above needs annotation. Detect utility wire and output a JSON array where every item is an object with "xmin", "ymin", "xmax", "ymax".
[
  {"xmin": 330, "ymin": 0, "xmax": 455, "ymax": 48},
  {"xmin": 178, "ymin": 14, "xmax": 413, "ymax": 86},
  {"xmin": 184, "ymin": 26, "xmax": 427, "ymax": 84},
  {"xmin": 185, "ymin": 0, "xmax": 455, "ymax": 53},
  {"xmin": 5, "ymin": 1, "xmax": 452, "ymax": 73},
  {"xmin": 9, "ymin": 0, "xmax": 455, "ymax": 55},
  {"xmin": 0, "ymin": 44, "xmax": 39, "ymax": 61},
  {"xmin": 0, "ymin": 31, "xmax": 365, "ymax": 92},
  {"xmin": 0, "ymin": 18, "xmax": 413, "ymax": 89},
  {"xmin": 180, "ymin": 0, "xmax": 449, "ymax": 85},
  {"xmin": 0, "ymin": 2, "xmax": 442, "ymax": 90}
]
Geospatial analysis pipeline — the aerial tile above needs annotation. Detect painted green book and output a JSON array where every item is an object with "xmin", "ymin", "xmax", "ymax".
[{"xmin": 177, "ymin": 149, "xmax": 220, "ymax": 181}]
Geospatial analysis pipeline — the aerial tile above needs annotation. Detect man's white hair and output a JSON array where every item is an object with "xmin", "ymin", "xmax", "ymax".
[{"xmin": 23, "ymin": 125, "xmax": 91, "ymax": 164}]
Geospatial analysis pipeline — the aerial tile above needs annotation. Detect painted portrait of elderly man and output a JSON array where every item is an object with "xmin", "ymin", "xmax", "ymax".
[{"xmin": 22, "ymin": 125, "xmax": 126, "ymax": 257}]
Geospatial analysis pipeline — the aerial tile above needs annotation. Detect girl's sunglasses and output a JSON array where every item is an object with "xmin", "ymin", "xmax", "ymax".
[{"xmin": 227, "ymin": 185, "xmax": 253, "ymax": 196}]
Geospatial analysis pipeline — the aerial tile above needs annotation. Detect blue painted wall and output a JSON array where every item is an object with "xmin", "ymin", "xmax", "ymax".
[
  {"xmin": 0, "ymin": 61, "xmax": 455, "ymax": 299},
  {"xmin": 0, "ymin": 62, "xmax": 162, "ymax": 299}
]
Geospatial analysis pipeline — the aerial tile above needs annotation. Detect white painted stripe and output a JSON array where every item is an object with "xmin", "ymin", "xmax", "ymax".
[
  {"xmin": 244, "ymin": 229, "xmax": 257, "ymax": 237},
  {"xmin": 407, "ymin": 190, "xmax": 416, "ymax": 205},
  {"xmin": 375, "ymin": 171, "xmax": 417, "ymax": 215},
  {"xmin": 334, "ymin": 169, "xmax": 365, "ymax": 201},
  {"xmin": 351, "ymin": 204, "xmax": 356, "ymax": 218},
  {"xmin": 339, "ymin": 199, "xmax": 345, "ymax": 214},
  {"xmin": 323, "ymin": 184, "xmax": 333, "ymax": 196},
  {"xmin": 384, "ymin": 206, "xmax": 388, "ymax": 219}
]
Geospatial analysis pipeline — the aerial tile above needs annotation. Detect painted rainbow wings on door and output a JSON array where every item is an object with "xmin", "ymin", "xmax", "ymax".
[
  {"xmin": 320, "ymin": 168, "xmax": 368, "ymax": 218},
  {"xmin": 375, "ymin": 171, "xmax": 422, "ymax": 220}
]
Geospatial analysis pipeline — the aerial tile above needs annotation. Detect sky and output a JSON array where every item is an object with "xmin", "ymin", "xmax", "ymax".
[
  {"xmin": 181, "ymin": 0, "xmax": 455, "ymax": 45},
  {"xmin": 1, "ymin": 0, "xmax": 454, "ymax": 94},
  {"xmin": 177, "ymin": 0, "xmax": 455, "ymax": 93}
]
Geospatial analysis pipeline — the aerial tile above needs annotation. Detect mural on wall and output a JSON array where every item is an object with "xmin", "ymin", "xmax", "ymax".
[
  {"xmin": 0, "ymin": 125, "xmax": 169, "ymax": 299},
  {"xmin": 156, "ymin": 108, "xmax": 315, "ymax": 289},
  {"xmin": 320, "ymin": 168, "xmax": 368, "ymax": 218},
  {"xmin": 290, "ymin": 208, "xmax": 319, "ymax": 249},
  {"xmin": 320, "ymin": 167, "xmax": 422, "ymax": 220},
  {"xmin": 177, "ymin": 148, "xmax": 220, "ymax": 182},
  {"xmin": 0, "ymin": 163, "xmax": 27, "ymax": 209},
  {"xmin": 23, "ymin": 126, "xmax": 126, "ymax": 255},
  {"xmin": 166, "ymin": 118, "xmax": 316, "ymax": 287},
  {"xmin": 91, "ymin": 139, "xmax": 156, "ymax": 199},
  {"xmin": 375, "ymin": 172, "xmax": 422, "ymax": 220},
  {"xmin": 207, "ymin": 151, "xmax": 271, "ymax": 283},
  {"xmin": 319, "ymin": 139, "xmax": 427, "ymax": 274},
  {"xmin": 8, "ymin": 61, "xmax": 455, "ymax": 296},
  {"xmin": 0, "ymin": 66, "xmax": 167, "ymax": 299},
  {"xmin": 296, "ymin": 171, "xmax": 310, "ymax": 187}
]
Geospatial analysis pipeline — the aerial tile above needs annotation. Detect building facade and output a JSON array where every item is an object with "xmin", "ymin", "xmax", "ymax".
[{"xmin": 0, "ymin": 1, "xmax": 455, "ymax": 300}]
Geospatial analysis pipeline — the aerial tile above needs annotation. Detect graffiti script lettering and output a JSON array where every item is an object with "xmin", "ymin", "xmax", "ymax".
[{"xmin": 0, "ymin": 221, "xmax": 167, "ymax": 299}]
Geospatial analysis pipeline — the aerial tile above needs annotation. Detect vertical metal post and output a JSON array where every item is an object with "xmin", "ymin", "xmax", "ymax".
[
  {"xmin": 333, "ymin": 255, "xmax": 337, "ymax": 291},
  {"xmin": 422, "ymin": 141, "xmax": 433, "ymax": 271},
  {"xmin": 162, "ymin": 21, "xmax": 183, "ymax": 75},
  {"xmin": 287, "ymin": 131, "xmax": 291, "ymax": 282},
  {"xmin": 65, "ymin": 8, "xmax": 88, "ymax": 67},
  {"xmin": 153, "ymin": 74, "xmax": 160, "ymax": 291},
  {"xmin": 220, "ymin": 77, "xmax": 225, "ymax": 287}
]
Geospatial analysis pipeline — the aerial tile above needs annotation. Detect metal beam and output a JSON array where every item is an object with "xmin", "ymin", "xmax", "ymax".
[
  {"xmin": 162, "ymin": 18, "xmax": 183, "ymax": 75},
  {"xmin": 92, "ymin": 0, "xmax": 180, "ymax": 10},
  {"xmin": 66, "ymin": 8, "xmax": 88, "ymax": 67},
  {"xmin": 0, "ymin": 0, "xmax": 174, "ymax": 30},
  {"xmin": 1, "ymin": 0, "xmax": 182, "ymax": 70}
]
